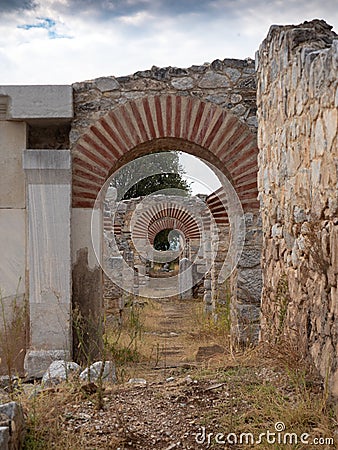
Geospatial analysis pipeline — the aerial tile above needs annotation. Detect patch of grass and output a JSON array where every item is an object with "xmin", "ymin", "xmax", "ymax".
[
  {"xmin": 0, "ymin": 282, "xmax": 27, "ymax": 392},
  {"xmin": 189, "ymin": 301, "xmax": 231, "ymax": 345},
  {"xmin": 199, "ymin": 343, "xmax": 336, "ymax": 450},
  {"xmin": 105, "ymin": 297, "xmax": 206, "ymax": 373},
  {"xmin": 275, "ymin": 273, "xmax": 291, "ymax": 340},
  {"xmin": 104, "ymin": 298, "xmax": 168, "ymax": 379},
  {"xmin": 22, "ymin": 385, "xmax": 89, "ymax": 450}
]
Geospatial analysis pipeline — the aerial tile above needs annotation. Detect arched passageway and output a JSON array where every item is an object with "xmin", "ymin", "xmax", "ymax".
[
  {"xmin": 0, "ymin": 58, "xmax": 262, "ymax": 376},
  {"xmin": 71, "ymin": 94, "xmax": 262, "ymax": 353},
  {"xmin": 72, "ymin": 95, "xmax": 258, "ymax": 210}
]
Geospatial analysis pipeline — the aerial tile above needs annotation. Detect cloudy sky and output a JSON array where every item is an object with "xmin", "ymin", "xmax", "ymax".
[
  {"xmin": 0, "ymin": 0, "xmax": 337, "ymax": 85},
  {"xmin": 179, "ymin": 153, "xmax": 221, "ymax": 194}
]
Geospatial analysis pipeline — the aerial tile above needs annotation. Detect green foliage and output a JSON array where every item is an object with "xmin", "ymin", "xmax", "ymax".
[
  {"xmin": 23, "ymin": 396, "xmax": 46, "ymax": 450},
  {"xmin": 105, "ymin": 301, "xmax": 144, "ymax": 371},
  {"xmin": 124, "ymin": 172, "xmax": 190, "ymax": 199},
  {"xmin": 111, "ymin": 151, "xmax": 191, "ymax": 200}
]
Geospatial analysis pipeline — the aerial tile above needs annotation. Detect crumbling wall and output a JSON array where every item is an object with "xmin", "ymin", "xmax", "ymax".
[
  {"xmin": 257, "ymin": 20, "xmax": 338, "ymax": 393},
  {"xmin": 103, "ymin": 194, "xmax": 218, "ymax": 309},
  {"xmin": 71, "ymin": 58, "xmax": 257, "ymax": 145}
]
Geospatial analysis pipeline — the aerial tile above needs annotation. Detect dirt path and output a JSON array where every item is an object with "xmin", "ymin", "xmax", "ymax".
[
  {"xmin": 26, "ymin": 351, "xmax": 335, "ymax": 450},
  {"xmin": 143, "ymin": 297, "xmax": 202, "ymax": 369},
  {"xmin": 57, "ymin": 370, "xmax": 233, "ymax": 449},
  {"xmin": 110, "ymin": 292, "xmax": 227, "ymax": 380}
]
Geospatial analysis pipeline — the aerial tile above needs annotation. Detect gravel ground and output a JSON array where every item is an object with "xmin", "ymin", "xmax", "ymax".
[{"xmin": 59, "ymin": 370, "xmax": 231, "ymax": 449}]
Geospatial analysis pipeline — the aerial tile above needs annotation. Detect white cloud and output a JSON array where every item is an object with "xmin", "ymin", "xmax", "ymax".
[
  {"xmin": 118, "ymin": 11, "xmax": 154, "ymax": 25},
  {"xmin": 0, "ymin": 0, "xmax": 336, "ymax": 84}
]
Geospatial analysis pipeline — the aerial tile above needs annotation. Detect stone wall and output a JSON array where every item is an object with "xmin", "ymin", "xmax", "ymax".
[
  {"xmin": 0, "ymin": 121, "xmax": 27, "ymax": 375},
  {"xmin": 257, "ymin": 20, "xmax": 338, "ymax": 393},
  {"xmin": 71, "ymin": 58, "xmax": 257, "ymax": 146},
  {"xmin": 0, "ymin": 85, "xmax": 73, "ymax": 377},
  {"xmin": 231, "ymin": 212, "xmax": 262, "ymax": 344}
]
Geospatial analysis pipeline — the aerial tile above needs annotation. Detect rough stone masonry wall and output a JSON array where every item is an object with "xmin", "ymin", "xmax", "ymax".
[
  {"xmin": 231, "ymin": 212, "xmax": 262, "ymax": 343},
  {"xmin": 70, "ymin": 58, "xmax": 257, "ymax": 144},
  {"xmin": 257, "ymin": 20, "xmax": 338, "ymax": 393}
]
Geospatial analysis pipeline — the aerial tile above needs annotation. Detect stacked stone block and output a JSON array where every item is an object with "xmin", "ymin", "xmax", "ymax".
[{"xmin": 257, "ymin": 19, "xmax": 338, "ymax": 393}]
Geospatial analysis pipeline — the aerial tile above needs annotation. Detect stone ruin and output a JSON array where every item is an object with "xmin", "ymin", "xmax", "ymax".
[
  {"xmin": 103, "ymin": 193, "xmax": 226, "ymax": 307},
  {"xmin": 257, "ymin": 19, "xmax": 338, "ymax": 393},
  {"xmin": 0, "ymin": 19, "xmax": 337, "ymax": 396}
]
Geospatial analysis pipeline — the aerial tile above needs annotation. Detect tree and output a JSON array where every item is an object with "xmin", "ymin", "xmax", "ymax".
[{"xmin": 110, "ymin": 151, "xmax": 191, "ymax": 200}]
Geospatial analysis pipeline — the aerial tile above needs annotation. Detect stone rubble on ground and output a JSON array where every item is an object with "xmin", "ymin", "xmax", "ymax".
[
  {"xmin": 0, "ymin": 402, "xmax": 25, "ymax": 450},
  {"xmin": 42, "ymin": 360, "xmax": 82, "ymax": 385},
  {"xmin": 79, "ymin": 361, "xmax": 117, "ymax": 383},
  {"xmin": 128, "ymin": 378, "xmax": 147, "ymax": 385},
  {"xmin": 41, "ymin": 360, "xmax": 117, "ymax": 385}
]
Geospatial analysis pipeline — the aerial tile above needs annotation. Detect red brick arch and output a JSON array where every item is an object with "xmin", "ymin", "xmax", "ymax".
[
  {"xmin": 132, "ymin": 200, "xmax": 202, "ymax": 244},
  {"xmin": 147, "ymin": 218, "xmax": 198, "ymax": 244},
  {"xmin": 72, "ymin": 95, "xmax": 259, "ymax": 210}
]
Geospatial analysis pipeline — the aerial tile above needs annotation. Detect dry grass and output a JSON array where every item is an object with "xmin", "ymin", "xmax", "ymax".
[
  {"xmin": 18, "ymin": 298, "xmax": 338, "ymax": 449},
  {"xmin": 20, "ymin": 344, "xmax": 337, "ymax": 449},
  {"xmin": 21, "ymin": 381, "xmax": 129, "ymax": 449},
  {"xmin": 183, "ymin": 344, "xmax": 336, "ymax": 450},
  {"xmin": 198, "ymin": 364, "xmax": 335, "ymax": 449},
  {"xmin": 104, "ymin": 298, "xmax": 171, "ymax": 381},
  {"xmin": 188, "ymin": 302, "xmax": 231, "ymax": 343},
  {"xmin": 105, "ymin": 297, "xmax": 213, "ymax": 378}
]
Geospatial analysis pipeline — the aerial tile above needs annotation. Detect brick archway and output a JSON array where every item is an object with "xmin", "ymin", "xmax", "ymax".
[
  {"xmin": 132, "ymin": 200, "xmax": 202, "ymax": 244},
  {"xmin": 72, "ymin": 95, "xmax": 259, "ymax": 211},
  {"xmin": 71, "ymin": 93, "xmax": 261, "ymax": 352}
]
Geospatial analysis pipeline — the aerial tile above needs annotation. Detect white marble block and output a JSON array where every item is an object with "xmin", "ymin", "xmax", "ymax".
[{"xmin": 23, "ymin": 149, "xmax": 72, "ymax": 377}]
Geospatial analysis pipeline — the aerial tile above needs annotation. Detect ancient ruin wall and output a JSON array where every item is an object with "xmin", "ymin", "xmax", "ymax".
[
  {"xmin": 257, "ymin": 20, "xmax": 338, "ymax": 393},
  {"xmin": 71, "ymin": 58, "xmax": 257, "ymax": 145}
]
